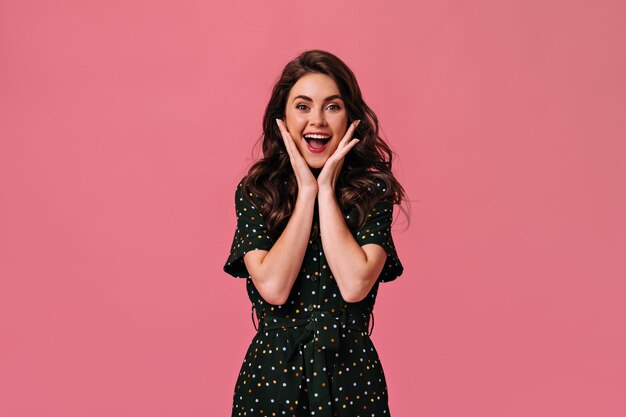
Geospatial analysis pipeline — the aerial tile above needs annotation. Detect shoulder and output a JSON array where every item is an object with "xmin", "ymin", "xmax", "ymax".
[
  {"xmin": 234, "ymin": 177, "xmax": 264, "ymax": 211},
  {"xmin": 233, "ymin": 179, "xmax": 244, "ymax": 203}
]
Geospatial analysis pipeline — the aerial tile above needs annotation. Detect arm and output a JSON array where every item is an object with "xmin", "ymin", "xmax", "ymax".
[
  {"xmin": 314, "ymin": 119, "xmax": 386, "ymax": 302},
  {"xmin": 317, "ymin": 186, "xmax": 388, "ymax": 303},
  {"xmin": 245, "ymin": 118, "xmax": 321, "ymax": 305},
  {"xmin": 244, "ymin": 189, "xmax": 317, "ymax": 305}
]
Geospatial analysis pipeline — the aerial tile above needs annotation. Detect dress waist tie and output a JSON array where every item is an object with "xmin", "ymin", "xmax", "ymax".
[{"xmin": 259, "ymin": 309, "xmax": 371, "ymax": 414}]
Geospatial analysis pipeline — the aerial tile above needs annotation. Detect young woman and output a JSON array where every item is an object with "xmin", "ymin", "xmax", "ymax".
[{"xmin": 224, "ymin": 49, "xmax": 407, "ymax": 416}]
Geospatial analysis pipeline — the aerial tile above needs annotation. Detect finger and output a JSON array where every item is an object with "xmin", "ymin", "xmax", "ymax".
[
  {"xmin": 276, "ymin": 119, "xmax": 296, "ymax": 159},
  {"xmin": 278, "ymin": 119, "xmax": 303, "ymax": 160},
  {"xmin": 276, "ymin": 119, "xmax": 309, "ymax": 175},
  {"xmin": 275, "ymin": 118, "xmax": 290, "ymax": 143},
  {"xmin": 338, "ymin": 119, "xmax": 361, "ymax": 149},
  {"xmin": 279, "ymin": 120, "xmax": 306, "ymax": 164},
  {"xmin": 326, "ymin": 135, "xmax": 359, "ymax": 166},
  {"xmin": 335, "ymin": 138, "xmax": 360, "ymax": 159}
]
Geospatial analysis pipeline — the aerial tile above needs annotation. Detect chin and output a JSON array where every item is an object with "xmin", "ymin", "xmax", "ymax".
[
  {"xmin": 302, "ymin": 154, "xmax": 327, "ymax": 169},
  {"xmin": 306, "ymin": 160, "xmax": 326, "ymax": 170}
]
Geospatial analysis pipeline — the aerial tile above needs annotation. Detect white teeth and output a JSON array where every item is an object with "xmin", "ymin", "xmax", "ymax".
[{"xmin": 304, "ymin": 134, "xmax": 331, "ymax": 140}]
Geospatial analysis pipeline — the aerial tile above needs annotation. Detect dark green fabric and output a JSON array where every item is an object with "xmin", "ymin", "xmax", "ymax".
[{"xmin": 224, "ymin": 179, "xmax": 404, "ymax": 416}]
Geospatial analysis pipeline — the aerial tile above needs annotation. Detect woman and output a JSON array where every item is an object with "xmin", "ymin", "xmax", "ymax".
[{"xmin": 224, "ymin": 49, "xmax": 407, "ymax": 416}]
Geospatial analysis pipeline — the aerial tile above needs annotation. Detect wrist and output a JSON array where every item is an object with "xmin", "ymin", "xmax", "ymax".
[
  {"xmin": 317, "ymin": 185, "xmax": 335, "ymax": 200},
  {"xmin": 297, "ymin": 187, "xmax": 318, "ymax": 202}
]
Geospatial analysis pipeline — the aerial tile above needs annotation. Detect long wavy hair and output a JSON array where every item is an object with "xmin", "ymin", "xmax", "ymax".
[{"xmin": 241, "ymin": 49, "xmax": 409, "ymax": 242}]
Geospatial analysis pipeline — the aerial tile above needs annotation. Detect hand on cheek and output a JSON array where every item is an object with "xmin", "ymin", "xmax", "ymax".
[
  {"xmin": 317, "ymin": 120, "xmax": 361, "ymax": 191},
  {"xmin": 276, "ymin": 118, "xmax": 318, "ymax": 194}
]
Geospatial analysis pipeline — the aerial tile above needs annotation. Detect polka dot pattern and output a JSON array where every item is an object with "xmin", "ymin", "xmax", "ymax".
[
  {"xmin": 223, "ymin": 179, "xmax": 404, "ymax": 416},
  {"xmin": 353, "ymin": 199, "xmax": 404, "ymax": 284}
]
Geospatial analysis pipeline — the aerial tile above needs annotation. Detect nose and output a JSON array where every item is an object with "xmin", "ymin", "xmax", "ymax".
[{"xmin": 309, "ymin": 108, "xmax": 328, "ymax": 127}]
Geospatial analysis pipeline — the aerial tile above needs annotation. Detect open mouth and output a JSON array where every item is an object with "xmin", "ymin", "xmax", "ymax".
[{"xmin": 303, "ymin": 133, "xmax": 331, "ymax": 152}]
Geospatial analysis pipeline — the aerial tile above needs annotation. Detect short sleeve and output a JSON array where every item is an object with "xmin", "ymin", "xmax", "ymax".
[
  {"xmin": 355, "ymin": 200, "xmax": 404, "ymax": 283},
  {"xmin": 223, "ymin": 181, "xmax": 274, "ymax": 278}
]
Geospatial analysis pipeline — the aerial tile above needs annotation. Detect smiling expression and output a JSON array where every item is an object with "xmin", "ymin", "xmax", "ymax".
[{"xmin": 284, "ymin": 73, "xmax": 349, "ymax": 169}]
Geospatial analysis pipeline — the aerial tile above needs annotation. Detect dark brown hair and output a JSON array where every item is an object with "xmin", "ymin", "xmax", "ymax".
[{"xmin": 241, "ymin": 49, "xmax": 408, "ymax": 241}]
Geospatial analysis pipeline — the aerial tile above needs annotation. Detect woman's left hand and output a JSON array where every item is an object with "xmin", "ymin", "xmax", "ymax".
[{"xmin": 317, "ymin": 120, "xmax": 361, "ymax": 192}]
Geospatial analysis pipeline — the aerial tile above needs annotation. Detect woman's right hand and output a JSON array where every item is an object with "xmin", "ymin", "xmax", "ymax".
[{"xmin": 276, "ymin": 118, "xmax": 318, "ymax": 196}]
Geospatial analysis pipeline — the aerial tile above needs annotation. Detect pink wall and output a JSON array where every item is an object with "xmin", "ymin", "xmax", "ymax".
[{"xmin": 1, "ymin": 0, "xmax": 625, "ymax": 416}]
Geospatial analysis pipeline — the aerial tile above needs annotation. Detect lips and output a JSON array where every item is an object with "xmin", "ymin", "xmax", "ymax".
[{"xmin": 303, "ymin": 133, "xmax": 331, "ymax": 152}]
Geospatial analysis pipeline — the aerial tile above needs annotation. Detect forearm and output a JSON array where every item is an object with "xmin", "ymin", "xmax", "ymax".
[
  {"xmin": 317, "ymin": 186, "xmax": 372, "ymax": 302},
  {"xmin": 256, "ymin": 189, "xmax": 316, "ymax": 304}
]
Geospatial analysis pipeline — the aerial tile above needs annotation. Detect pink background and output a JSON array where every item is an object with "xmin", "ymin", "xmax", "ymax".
[{"xmin": 1, "ymin": 0, "xmax": 625, "ymax": 416}]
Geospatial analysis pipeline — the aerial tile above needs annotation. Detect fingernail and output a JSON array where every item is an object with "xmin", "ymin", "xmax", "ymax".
[{"xmin": 355, "ymin": 120, "xmax": 361, "ymax": 126}]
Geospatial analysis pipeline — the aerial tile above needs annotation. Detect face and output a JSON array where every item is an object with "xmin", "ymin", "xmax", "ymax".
[{"xmin": 284, "ymin": 72, "xmax": 349, "ymax": 169}]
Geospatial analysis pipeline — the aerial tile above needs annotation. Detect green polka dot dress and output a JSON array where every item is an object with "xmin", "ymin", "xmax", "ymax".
[{"xmin": 223, "ymin": 179, "xmax": 404, "ymax": 416}]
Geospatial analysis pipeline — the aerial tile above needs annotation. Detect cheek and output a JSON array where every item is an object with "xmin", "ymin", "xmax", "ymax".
[
  {"xmin": 335, "ymin": 119, "xmax": 348, "ymax": 136},
  {"xmin": 285, "ymin": 116, "xmax": 306, "ymax": 134}
]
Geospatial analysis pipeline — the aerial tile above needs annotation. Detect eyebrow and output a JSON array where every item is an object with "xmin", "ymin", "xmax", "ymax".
[{"xmin": 292, "ymin": 94, "xmax": 343, "ymax": 103}]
